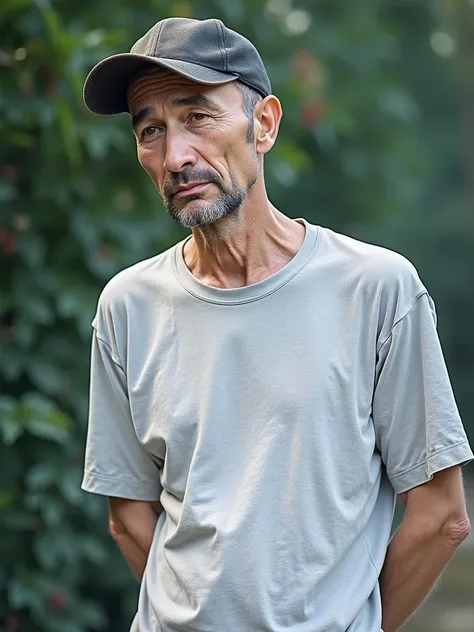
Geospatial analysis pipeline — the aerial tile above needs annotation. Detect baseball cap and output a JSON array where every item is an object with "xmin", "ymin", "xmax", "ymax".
[{"xmin": 83, "ymin": 17, "xmax": 272, "ymax": 115}]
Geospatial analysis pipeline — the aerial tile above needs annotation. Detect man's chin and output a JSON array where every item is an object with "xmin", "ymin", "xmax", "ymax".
[
  {"xmin": 166, "ymin": 200, "xmax": 223, "ymax": 228},
  {"xmin": 166, "ymin": 194, "xmax": 208, "ymax": 212},
  {"xmin": 175, "ymin": 196, "xmax": 213, "ymax": 216},
  {"xmin": 163, "ymin": 190, "xmax": 244, "ymax": 229}
]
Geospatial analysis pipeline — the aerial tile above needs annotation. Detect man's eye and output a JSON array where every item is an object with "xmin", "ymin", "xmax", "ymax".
[
  {"xmin": 191, "ymin": 113, "xmax": 209, "ymax": 122},
  {"xmin": 143, "ymin": 125, "xmax": 158, "ymax": 137}
]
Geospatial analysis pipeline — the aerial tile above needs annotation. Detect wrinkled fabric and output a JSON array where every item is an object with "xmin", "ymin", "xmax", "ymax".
[{"xmin": 82, "ymin": 219, "xmax": 473, "ymax": 632}]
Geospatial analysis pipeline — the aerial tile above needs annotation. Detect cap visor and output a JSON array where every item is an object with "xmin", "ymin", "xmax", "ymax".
[{"xmin": 83, "ymin": 54, "xmax": 239, "ymax": 115}]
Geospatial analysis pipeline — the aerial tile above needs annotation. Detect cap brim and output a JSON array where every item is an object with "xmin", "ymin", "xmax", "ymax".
[{"xmin": 83, "ymin": 54, "xmax": 239, "ymax": 115}]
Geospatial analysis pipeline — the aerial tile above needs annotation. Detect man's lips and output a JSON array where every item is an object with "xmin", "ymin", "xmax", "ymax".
[{"xmin": 174, "ymin": 182, "xmax": 210, "ymax": 198}]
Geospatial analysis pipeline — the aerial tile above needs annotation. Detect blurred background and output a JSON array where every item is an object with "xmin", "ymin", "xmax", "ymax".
[{"xmin": 1, "ymin": 0, "xmax": 473, "ymax": 630}]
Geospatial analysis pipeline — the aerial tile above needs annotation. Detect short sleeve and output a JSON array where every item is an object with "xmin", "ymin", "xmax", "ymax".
[
  {"xmin": 373, "ymin": 292, "xmax": 473, "ymax": 494},
  {"xmin": 81, "ymin": 331, "xmax": 163, "ymax": 501}
]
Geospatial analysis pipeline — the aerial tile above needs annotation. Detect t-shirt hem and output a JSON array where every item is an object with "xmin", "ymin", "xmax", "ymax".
[
  {"xmin": 81, "ymin": 470, "xmax": 162, "ymax": 501},
  {"xmin": 389, "ymin": 440, "xmax": 474, "ymax": 494}
]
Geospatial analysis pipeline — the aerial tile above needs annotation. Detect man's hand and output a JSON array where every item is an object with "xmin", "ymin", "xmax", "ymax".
[
  {"xmin": 108, "ymin": 497, "xmax": 164, "ymax": 581},
  {"xmin": 380, "ymin": 465, "xmax": 470, "ymax": 632}
]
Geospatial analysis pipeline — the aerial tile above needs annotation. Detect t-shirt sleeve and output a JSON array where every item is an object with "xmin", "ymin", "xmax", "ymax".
[
  {"xmin": 372, "ymin": 292, "xmax": 473, "ymax": 495},
  {"xmin": 81, "ymin": 331, "xmax": 163, "ymax": 501}
]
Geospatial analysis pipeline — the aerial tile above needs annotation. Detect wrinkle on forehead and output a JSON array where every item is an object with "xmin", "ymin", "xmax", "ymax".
[{"xmin": 128, "ymin": 69, "xmax": 218, "ymax": 113}]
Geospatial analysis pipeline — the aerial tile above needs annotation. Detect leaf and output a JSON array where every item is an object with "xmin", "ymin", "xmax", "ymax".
[
  {"xmin": 39, "ymin": 496, "xmax": 64, "ymax": 527},
  {"xmin": 2, "ymin": 128, "xmax": 35, "ymax": 147},
  {"xmin": 0, "ymin": 396, "xmax": 16, "ymax": 417},
  {"xmin": 82, "ymin": 29, "xmax": 106, "ymax": 48},
  {"xmin": 0, "ymin": 346, "xmax": 23, "ymax": 381},
  {"xmin": 26, "ymin": 358, "xmax": 69, "ymax": 395},
  {"xmin": 377, "ymin": 88, "xmax": 420, "ymax": 123},
  {"xmin": 26, "ymin": 418, "xmax": 70, "ymax": 443},
  {"xmin": 0, "ymin": 397, "xmax": 23, "ymax": 445},
  {"xmin": 16, "ymin": 232, "xmax": 47, "ymax": 268},
  {"xmin": 19, "ymin": 393, "xmax": 72, "ymax": 443},
  {"xmin": 30, "ymin": 297, "xmax": 54, "ymax": 325},
  {"xmin": 21, "ymin": 392, "xmax": 55, "ymax": 416},
  {"xmin": 2, "ymin": 510, "xmax": 39, "ymax": 531},
  {"xmin": 58, "ymin": 469, "xmax": 83, "ymax": 505},
  {"xmin": 0, "ymin": 417, "xmax": 24, "ymax": 445},
  {"xmin": 75, "ymin": 600, "xmax": 107, "ymax": 628},
  {"xmin": 78, "ymin": 536, "xmax": 107, "ymax": 565},
  {"xmin": 57, "ymin": 99, "xmax": 82, "ymax": 168},
  {"xmin": 0, "ymin": 181, "xmax": 17, "ymax": 202},
  {"xmin": 0, "ymin": 491, "xmax": 14, "ymax": 508},
  {"xmin": 47, "ymin": 620, "xmax": 84, "ymax": 632},
  {"xmin": 8, "ymin": 578, "xmax": 39, "ymax": 609},
  {"xmin": 14, "ymin": 315, "xmax": 37, "ymax": 349},
  {"xmin": 33, "ymin": 531, "xmax": 61, "ymax": 570},
  {"xmin": 0, "ymin": 0, "xmax": 32, "ymax": 21},
  {"xmin": 26, "ymin": 462, "xmax": 55, "ymax": 491},
  {"xmin": 275, "ymin": 139, "xmax": 312, "ymax": 171}
]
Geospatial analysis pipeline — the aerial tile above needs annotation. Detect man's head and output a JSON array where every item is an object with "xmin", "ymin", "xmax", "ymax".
[
  {"xmin": 126, "ymin": 68, "xmax": 281, "ymax": 228},
  {"xmin": 83, "ymin": 18, "xmax": 282, "ymax": 229}
]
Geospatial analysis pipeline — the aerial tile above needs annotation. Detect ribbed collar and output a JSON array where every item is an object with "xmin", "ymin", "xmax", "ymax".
[{"xmin": 173, "ymin": 218, "xmax": 320, "ymax": 305}]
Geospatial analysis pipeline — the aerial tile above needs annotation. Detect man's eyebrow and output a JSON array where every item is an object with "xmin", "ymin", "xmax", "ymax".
[
  {"xmin": 170, "ymin": 94, "xmax": 220, "ymax": 111},
  {"xmin": 131, "ymin": 106, "xmax": 154, "ymax": 132},
  {"xmin": 131, "ymin": 94, "xmax": 220, "ymax": 132}
]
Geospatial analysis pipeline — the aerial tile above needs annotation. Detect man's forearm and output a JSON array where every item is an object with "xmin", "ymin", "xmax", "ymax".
[
  {"xmin": 114, "ymin": 530, "xmax": 152, "ymax": 580},
  {"xmin": 109, "ymin": 499, "xmax": 162, "ymax": 581},
  {"xmin": 379, "ymin": 515, "xmax": 469, "ymax": 632}
]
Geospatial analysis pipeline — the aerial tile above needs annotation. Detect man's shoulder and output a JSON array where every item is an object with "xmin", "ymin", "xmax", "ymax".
[
  {"xmin": 319, "ymin": 225, "xmax": 425, "ymax": 294},
  {"xmin": 94, "ymin": 240, "xmax": 179, "ymax": 322}
]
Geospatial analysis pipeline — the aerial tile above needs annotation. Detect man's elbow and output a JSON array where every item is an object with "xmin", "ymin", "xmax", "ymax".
[
  {"xmin": 109, "ymin": 515, "xmax": 127, "ymax": 542},
  {"xmin": 441, "ymin": 513, "xmax": 471, "ymax": 547},
  {"xmin": 108, "ymin": 497, "xmax": 161, "ymax": 548}
]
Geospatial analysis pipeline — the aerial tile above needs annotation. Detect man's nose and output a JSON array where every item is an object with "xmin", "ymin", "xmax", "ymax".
[{"xmin": 163, "ymin": 129, "xmax": 197, "ymax": 173}]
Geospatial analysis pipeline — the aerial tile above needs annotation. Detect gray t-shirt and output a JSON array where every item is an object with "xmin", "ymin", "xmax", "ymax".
[{"xmin": 82, "ymin": 218, "xmax": 473, "ymax": 632}]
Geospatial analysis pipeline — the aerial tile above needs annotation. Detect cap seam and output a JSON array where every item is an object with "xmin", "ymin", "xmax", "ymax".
[
  {"xmin": 213, "ymin": 19, "xmax": 226, "ymax": 72},
  {"xmin": 218, "ymin": 20, "xmax": 229, "ymax": 72},
  {"xmin": 152, "ymin": 20, "xmax": 165, "ymax": 55}
]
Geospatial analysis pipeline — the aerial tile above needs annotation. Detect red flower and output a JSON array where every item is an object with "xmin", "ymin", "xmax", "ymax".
[
  {"xmin": 48, "ymin": 591, "xmax": 67, "ymax": 612},
  {"xmin": 98, "ymin": 245, "xmax": 114, "ymax": 261},
  {"xmin": 2, "ymin": 165, "xmax": 17, "ymax": 182},
  {"xmin": 4, "ymin": 615, "xmax": 20, "ymax": 630},
  {"xmin": 300, "ymin": 99, "xmax": 325, "ymax": 128},
  {"xmin": 0, "ymin": 228, "xmax": 17, "ymax": 254}
]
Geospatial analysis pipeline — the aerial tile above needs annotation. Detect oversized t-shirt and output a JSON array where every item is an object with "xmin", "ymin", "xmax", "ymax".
[{"xmin": 82, "ymin": 218, "xmax": 473, "ymax": 632}]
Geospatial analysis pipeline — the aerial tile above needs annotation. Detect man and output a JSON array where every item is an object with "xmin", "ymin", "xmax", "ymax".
[{"xmin": 81, "ymin": 17, "xmax": 473, "ymax": 632}]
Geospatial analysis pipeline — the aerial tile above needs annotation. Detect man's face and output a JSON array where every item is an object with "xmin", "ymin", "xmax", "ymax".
[{"xmin": 128, "ymin": 70, "xmax": 260, "ymax": 228}]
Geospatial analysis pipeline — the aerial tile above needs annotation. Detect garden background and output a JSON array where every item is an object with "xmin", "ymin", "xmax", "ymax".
[{"xmin": 1, "ymin": 0, "xmax": 473, "ymax": 630}]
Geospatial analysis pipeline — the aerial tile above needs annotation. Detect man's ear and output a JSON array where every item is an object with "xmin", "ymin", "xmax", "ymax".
[{"xmin": 255, "ymin": 95, "xmax": 283, "ymax": 156}]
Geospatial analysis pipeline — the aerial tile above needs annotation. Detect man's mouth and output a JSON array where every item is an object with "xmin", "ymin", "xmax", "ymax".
[{"xmin": 174, "ymin": 182, "xmax": 210, "ymax": 198}]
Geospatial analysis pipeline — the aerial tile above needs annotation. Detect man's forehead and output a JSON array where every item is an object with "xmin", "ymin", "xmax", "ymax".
[
  {"xmin": 129, "ymin": 67, "xmax": 185, "ymax": 90},
  {"xmin": 127, "ymin": 68, "xmax": 232, "ymax": 112}
]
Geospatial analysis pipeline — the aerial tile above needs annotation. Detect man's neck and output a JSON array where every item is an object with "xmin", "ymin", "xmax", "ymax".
[{"xmin": 182, "ymin": 204, "xmax": 306, "ymax": 289}]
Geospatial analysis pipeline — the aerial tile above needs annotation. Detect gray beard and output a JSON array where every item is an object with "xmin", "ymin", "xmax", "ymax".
[
  {"xmin": 161, "ymin": 158, "xmax": 260, "ymax": 229},
  {"xmin": 163, "ymin": 185, "xmax": 247, "ymax": 229}
]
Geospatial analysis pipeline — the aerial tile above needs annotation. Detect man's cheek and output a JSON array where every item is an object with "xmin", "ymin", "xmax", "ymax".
[
  {"xmin": 139, "ymin": 157, "xmax": 162, "ymax": 190},
  {"xmin": 138, "ymin": 148, "xmax": 157, "ymax": 175}
]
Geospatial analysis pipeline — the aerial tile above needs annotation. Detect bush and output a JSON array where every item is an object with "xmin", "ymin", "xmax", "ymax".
[{"xmin": 1, "ymin": 1, "xmax": 471, "ymax": 630}]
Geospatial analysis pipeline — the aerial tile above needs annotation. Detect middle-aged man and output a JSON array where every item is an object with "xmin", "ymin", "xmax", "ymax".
[{"xmin": 81, "ymin": 17, "xmax": 473, "ymax": 632}]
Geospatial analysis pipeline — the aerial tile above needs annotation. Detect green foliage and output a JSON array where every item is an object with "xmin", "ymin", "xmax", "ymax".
[{"xmin": 1, "ymin": 0, "xmax": 472, "ymax": 630}]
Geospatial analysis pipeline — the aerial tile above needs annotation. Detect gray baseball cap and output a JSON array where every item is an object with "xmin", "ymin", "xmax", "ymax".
[{"xmin": 83, "ymin": 17, "xmax": 272, "ymax": 115}]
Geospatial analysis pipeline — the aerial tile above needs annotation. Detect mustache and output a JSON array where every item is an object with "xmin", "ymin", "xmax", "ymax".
[{"xmin": 163, "ymin": 168, "xmax": 223, "ymax": 198}]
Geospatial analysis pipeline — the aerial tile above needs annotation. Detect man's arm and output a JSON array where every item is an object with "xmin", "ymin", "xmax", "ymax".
[
  {"xmin": 380, "ymin": 465, "xmax": 471, "ymax": 632},
  {"xmin": 108, "ymin": 497, "xmax": 164, "ymax": 581}
]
